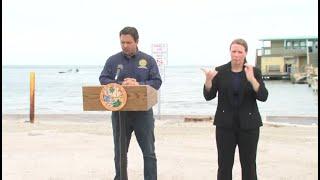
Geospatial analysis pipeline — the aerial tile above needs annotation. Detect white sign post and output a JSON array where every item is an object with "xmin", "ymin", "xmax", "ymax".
[{"xmin": 151, "ymin": 43, "xmax": 168, "ymax": 119}]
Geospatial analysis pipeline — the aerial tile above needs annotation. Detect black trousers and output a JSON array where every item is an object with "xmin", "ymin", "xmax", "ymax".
[
  {"xmin": 216, "ymin": 127, "xmax": 260, "ymax": 180},
  {"xmin": 111, "ymin": 110, "xmax": 157, "ymax": 180}
]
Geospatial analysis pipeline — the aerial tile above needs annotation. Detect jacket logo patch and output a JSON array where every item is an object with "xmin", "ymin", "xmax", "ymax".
[{"xmin": 138, "ymin": 59, "xmax": 148, "ymax": 68}]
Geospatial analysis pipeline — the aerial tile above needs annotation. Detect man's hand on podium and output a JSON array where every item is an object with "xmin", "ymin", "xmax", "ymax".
[{"xmin": 122, "ymin": 78, "xmax": 139, "ymax": 86}]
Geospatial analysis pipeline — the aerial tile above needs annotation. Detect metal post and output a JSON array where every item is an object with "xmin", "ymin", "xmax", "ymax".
[
  {"xmin": 157, "ymin": 89, "xmax": 161, "ymax": 120},
  {"xmin": 30, "ymin": 72, "xmax": 35, "ymax": 123},
  {"xmin": 119, "ymin": 111, "xmax": 127, "ymax": 180},
  {"xmin": 306, "ymin": 39, "xmax": 310, "ymax": 65}
]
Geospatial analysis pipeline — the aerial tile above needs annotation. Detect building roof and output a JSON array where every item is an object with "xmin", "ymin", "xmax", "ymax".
[{"xmin": 259, "ymin": 36, "xmax": 318, "ymax": 41}]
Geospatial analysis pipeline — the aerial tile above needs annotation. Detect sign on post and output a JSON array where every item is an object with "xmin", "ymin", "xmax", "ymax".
[
  {"xmin": 151, "ymin": 43, "xmax": 168, "ymax": 118},
  {"xmin": 151, "ymin": 43, "xmax": 168, "ymax": 79}
]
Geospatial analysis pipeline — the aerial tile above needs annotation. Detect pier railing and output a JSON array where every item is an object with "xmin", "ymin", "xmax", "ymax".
[{"xmin": 257, "ymin": 47, "xmax": 318, "ymax": 57}]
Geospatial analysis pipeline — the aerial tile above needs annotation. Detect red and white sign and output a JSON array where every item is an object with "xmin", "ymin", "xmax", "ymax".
[{"xmin": 151, "ymin": 43, "xmax": 168, "ymax": 67}]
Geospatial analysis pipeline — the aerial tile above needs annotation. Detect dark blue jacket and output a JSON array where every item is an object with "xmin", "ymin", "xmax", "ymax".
[
  {"xmin": 99, "ymin": 51, "xmax": 162, "ymax": 90},
  {"xmin": 203, "ymin": 62, "xmax": 268, "ymax": 129}
]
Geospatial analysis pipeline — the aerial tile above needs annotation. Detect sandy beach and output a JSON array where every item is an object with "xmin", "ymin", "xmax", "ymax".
[{"xmin": 2, "ymin": 114, "xmax": 318, "ymax": 180}]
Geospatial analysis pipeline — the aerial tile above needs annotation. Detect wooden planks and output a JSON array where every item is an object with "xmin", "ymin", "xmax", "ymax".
[{"xmin": 82, "ymin": 85, "xmax": 158, "ymax": 111}]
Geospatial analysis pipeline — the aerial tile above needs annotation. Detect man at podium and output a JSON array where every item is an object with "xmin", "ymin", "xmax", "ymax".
[{"xmin": 99, "ymin": 26, "xmax": 162, "ymax": 180}]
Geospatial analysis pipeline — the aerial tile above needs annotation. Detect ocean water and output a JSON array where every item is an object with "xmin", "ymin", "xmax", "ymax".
[{"xmin": 2, "ymin": 65, "xmax": 318, "ymax": 117}]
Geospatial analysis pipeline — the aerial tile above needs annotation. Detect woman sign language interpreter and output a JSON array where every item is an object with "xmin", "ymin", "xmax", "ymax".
[{"xmin": 201, "ymin": 38, "xmax": 268, "ymax": 180}]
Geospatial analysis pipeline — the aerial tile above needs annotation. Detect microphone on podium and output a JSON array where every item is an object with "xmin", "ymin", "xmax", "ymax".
[{"xmin": 115, "ymin": 64, "xmax": 123, "ymax": 80}]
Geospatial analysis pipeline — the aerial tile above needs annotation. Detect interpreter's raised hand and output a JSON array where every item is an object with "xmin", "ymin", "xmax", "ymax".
[
  {"xmin": 244, "ymin": 63, "xmax": 255, "ymax": 83},
  {"xmin": 201, "ymin": 67, "xmax": 218, "ymax": 82},
  {"xmin": 122, "ymin": 78, "xmax": 139, "ymax": 86},
  {"xmin": 201, "ymin": 67, "xmax": 218, "ymax": 91}
]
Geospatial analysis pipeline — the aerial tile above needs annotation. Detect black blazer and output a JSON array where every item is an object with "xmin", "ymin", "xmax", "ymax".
[{"xmin": 203, "ymin": 62, "xmax": 268, "ymax": 129}]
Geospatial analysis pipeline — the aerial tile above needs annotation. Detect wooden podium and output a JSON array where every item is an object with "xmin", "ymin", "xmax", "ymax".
[
  {"xmin": 82, "ymin": 84, "xmax": 158, "ymax": 180},
  {"xmin": 82, "ymin": 85, "xmax": 158, "ymax": 111}
]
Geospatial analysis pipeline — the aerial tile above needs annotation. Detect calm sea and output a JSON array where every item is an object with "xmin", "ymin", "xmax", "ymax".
[{"xmin": 2, "ymin": 65, "xmax": 318, "ymax": 117}]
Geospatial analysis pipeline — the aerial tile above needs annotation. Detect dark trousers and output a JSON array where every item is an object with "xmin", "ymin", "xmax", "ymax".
[
  {"xmin": 112, "ymin": 110, "xmax": 157, "ymax": 180},
  {"xmin": 216, "ymin": 127, "xmax": 260, "ymax": 180}
]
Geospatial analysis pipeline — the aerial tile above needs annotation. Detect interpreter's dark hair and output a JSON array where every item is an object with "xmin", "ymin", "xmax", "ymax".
[
  {"xmin": 119, "ymin": 26, "xmax": 139, "ymax": 42},
  {"xmin": 230, "ymin": 38, "xmax": 248, "ymax": 62}
]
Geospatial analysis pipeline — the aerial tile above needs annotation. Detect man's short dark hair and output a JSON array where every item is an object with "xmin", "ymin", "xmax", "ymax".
[{"xmin": 119, "ymin": 26, "xmax": 139, "ymax": 42}]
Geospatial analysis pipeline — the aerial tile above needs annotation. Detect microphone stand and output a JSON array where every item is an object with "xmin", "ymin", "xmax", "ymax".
[
  {"xmin": 116, "ymin": 69, "xmax": 127, "ymax": 180},
  {"xmin": 119, "ymin": 111, "xmax": 127, "ymax": 180}
]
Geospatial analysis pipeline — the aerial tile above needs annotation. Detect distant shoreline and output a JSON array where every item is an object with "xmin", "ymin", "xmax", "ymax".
[{"xmin": 2, "ymin": 113, "xmax": 318, "ymax": 126}]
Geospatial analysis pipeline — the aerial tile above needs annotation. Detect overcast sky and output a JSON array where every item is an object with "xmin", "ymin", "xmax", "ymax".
[{"xmin": 2, "ymin": 0, "xmax": 318, "ymax": 66}]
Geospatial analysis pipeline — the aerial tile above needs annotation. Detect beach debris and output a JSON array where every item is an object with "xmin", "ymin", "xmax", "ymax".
[{"xmin": 184, "ymin": 116, "xmax": 213, "ymax": 122}]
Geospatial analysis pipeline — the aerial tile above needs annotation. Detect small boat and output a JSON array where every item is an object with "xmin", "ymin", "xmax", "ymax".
[
  {"xmin": 291, "ymin": 72, "xmax": 307, "ymax": 84},
  {"xmin": 311, "ymin": 76, "xmax": 318, "ymax": 93},
  {"xmin": 58, "ymin": 68, "xmax": 79, "ymax": 73}
]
